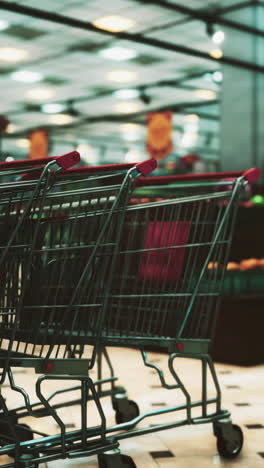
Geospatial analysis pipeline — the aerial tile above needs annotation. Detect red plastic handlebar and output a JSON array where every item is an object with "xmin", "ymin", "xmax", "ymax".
[
  {"xmin": 137, "ymin": 168, "xmax": 261, "ymax": 186},
  {"xmin": 59, "ymin": 158, "xmax": 157, "ymax": 176},
  {"xmin": 0, "ymin": 151, "xmax": 80, "ymax": 170}
]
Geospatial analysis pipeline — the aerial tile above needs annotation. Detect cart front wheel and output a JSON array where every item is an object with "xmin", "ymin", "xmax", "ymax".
[
  {"xmin": 17, "ymin": 453, "xmax": 39, "ymax": 467},
  {"xmin": 217, "ymin": 424, "xmax": 243, "ymax": 459},
  {"xmin": 99, "ymin": 452, "xmax": 136, "ymax": 468},
  {"xmin": 115, "ymin": 400, "xmax": 140, "ymax": 425},
  {"xmin": 16, "ymin": 424, "xmax": 34, "ymax": 443},
  {"xmin": 0, "ymin": 421, "xmax": 34, "ymax": 446}
]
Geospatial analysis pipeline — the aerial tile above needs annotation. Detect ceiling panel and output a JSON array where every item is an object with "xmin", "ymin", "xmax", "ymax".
[{"xmin": 0, "ymin": 0, "xmax": 252, "ymax": 163}]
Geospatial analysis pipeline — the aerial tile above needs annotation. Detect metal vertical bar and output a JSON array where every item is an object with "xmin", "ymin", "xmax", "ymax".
[
  {"xmin": 201, "ymin": 357, "xmax": 207, "ymax": 417},
  {"xmin": 81, "ymin": 380, "xmax": 88, "ymax": 448}
]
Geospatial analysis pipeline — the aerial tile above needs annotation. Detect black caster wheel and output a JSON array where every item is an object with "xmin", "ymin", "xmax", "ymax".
[
  {"xmin": 17, "ymin": 453, "xmax": 39, "ymax": 468},
  {"xmin": 98, "ymin": 450, "xmax": 136, "ymax": 468},
  {"xmin": 217, "ymin": 424, "xmax": 243, "ymax": 459},
  {"xmin": 0, "ymin": 421, "xmax": 34, "ymax": 445},
  {"xmin": 115, "ymin": 400, "xmax": 140, "ymax": 425},
  {"xmin": 16, "ymin": 424, "xmax": 34, "ymax": 443},
  {"xmin": 121, "ymin": 454, "xmax": 137, "ymax": 467}
]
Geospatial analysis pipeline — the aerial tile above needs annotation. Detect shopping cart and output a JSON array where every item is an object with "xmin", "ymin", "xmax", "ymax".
[
  {"xmin": 0, "ymin": 156, "xmax": 156, "ymax": 467},
  {"xmin": 46, "ymin": 166, "xmax": 258, "ymax": 468}
]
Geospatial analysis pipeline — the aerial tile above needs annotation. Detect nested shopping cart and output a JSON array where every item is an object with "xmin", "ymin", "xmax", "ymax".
[
  {"xmin": 44, "ymin": 166, "xmax": 259, "ymax": 468},
  {"xmin": 0, "ymin": 155, "xmax": 156, "ymax": 467}
]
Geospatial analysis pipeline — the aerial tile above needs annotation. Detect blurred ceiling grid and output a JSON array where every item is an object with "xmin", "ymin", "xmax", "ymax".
[{"xmin": 0, "ymin": 0, "xmax": 261, "ymax": 163}]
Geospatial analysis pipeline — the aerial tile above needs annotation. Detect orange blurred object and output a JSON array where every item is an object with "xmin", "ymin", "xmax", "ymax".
[
  {"xmin": 240, "ymin": 258, "xmax": 258, "ymax": 270},
  {"xmin": 208, "ymin": 261, "xmax": 218, "ymax": 270},
  {"xmin": 141, "ymin": 198, "xmax": 150, "ymax": 204},
  {"xmin": 226, "ymin": 262, "xmax": 240, "ymax": 270}
]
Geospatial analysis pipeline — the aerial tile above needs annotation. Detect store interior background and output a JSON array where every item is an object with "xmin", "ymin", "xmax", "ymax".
[
  {"xmin": 0, "ymin": 0, "xmax": 263, "ymax": 358},
  {"xmin": 0, "ymin": 1, "xmax": 263, "ymax": 466},
  {"xmin": 0, "ymin": 0, "xmax": 263, "ymax": 364}
]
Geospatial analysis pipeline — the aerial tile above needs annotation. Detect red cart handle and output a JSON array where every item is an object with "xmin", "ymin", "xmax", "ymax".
[
  {"xmin": 137, "ymin": 168, "xmax": 261, "ymax": 186},
  {"xmin": 20, "ymin": 157, "xmax": 157, "ymax": 181},
  {"xmin": 0, "ymin": 151, "xmax": 80, "ymax": 170},
  {"xmin": 59, "ymin": 158, "xmax": 157, "ymax": 176}
]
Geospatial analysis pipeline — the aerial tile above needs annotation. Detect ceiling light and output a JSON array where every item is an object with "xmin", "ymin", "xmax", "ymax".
[
  {"xmin": 195, "ymin": 89, "xmax": 217, "ymax": 100},
  {"xmin": 41, "ymin": 103, "xmax": 66, "ymax": 114},
  {"xmin": 0, "ymin": 47, "xmax": 28, "ymax": 62},
  {"xmin": 212, "ymin": 71, "xmax": 223, "ymax": 83},
  {"xmin": 6, "ymin": 123, "xmax": 18, "ymax": 134},
  {"xmin": 114, "ymin": 102, "xmax": 141, "ymax": 113},
  {"xmin": 76, "ymin": 143, "xmax": 98, "ymax": 164},
  {"xmin": 100, "ymin": 47, "xmax": 138, "ymax": 61},
  {"xmin": 121, "ymin": 123, "xmax": 143, "ymax": 141},
  {"xmin": 93, "ymin": 16, "xmax": 135, "ymax": 32},
  {"xmin": 209, "ymin": 48, "xmax": 223, "ymax": 59},
  {"xmin": 48, "ymin": 113, "xmax": 74, "ymax": 125},
  {"xmin": 107, "ymin": 70, "xmax": 138, "ymax": 82},
  {"xmin": 204, "ymin": 72, "xmax": 213, "ymax": 81},
  {"xmin": 212, "ymin": 30, "xmax": 225, "ymax": 45},
  {"xmin": 121, "ymin": 123, "xmax": 142, "ymax": 133},
  {"xmin": 0, "ymin": 20, "xmax": 9, "ymax": 31},
  {"xmin": 122, "ymin": 132, "xmax": 140, "ymax": 142},
  {"xmin": 125, "ymin": 148, "xmax": 143, "ymax": 163},
  {"xmin": 16, "ymin": 138, "xmax": 29, "ymax": 149},
  {"xmin": 181, "ymin": 132, "xmax": 198, "ymax": 148},
  {"xmin": 114, "ymin": 88, "xmax": 140, "ymax": 99},
  {"xmin": 184, "ymin": 114, "xmax": 200, "ymax": 122},
  {"xmin": 11, "ymin": 70, "xmax": 43, "ymax": 83},
  {"xmin": 26, "ymin": 88, "xmax": 54, "ymax": 101}
]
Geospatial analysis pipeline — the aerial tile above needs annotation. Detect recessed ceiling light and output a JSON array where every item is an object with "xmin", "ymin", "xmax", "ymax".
[
  {"xmin": 41, "ymin": 103, "xmax": 66, "ymax": 114},
  {"xmin": 100, "ymin": 47, "xmax": 138, "ymax": 61},
  {"xmin": 122, "ymin": 132, "xmax": 141, "ymax": 142},
  {"xmin": 16, "ymin": 138, "xmax": 29, "ymax": 149},
  {"xmin": 209, "ymin": 48, "xmax": 223, "ymax": 59},
  {"xmin": 26, "ymin": 88, "xmax": 54, "ymax": 101},
  {"xmin": 212, "ymin": 30, "xmax": 225, "ymax": 45},
  {"xmin": 121, "ymin": 123, "xmax": 143, "ymax": 141},
  {"xmin": 195, "ymin": 89, "xmax": 217, "ymax": 100},
  {"xmin": 114, "ymin": 102, "xmax": 141, "ymax": 113},
  {"xmin": 121, "ymin": 123, "xmax": 142, "ymax": 133},
  {"xmin": 0, "ymin": 47, "xmax": 28, "ymax": 62},
  {"xmin": 114, "ymin": 88, "xmax": 140, "ymax": 99},
  {"xmin": 76, "ymin": 143, "xmax": 98, "ymax": 164},
  {"xmin": 125, "ymin": 148, "xmax": 143, "ymax": 163},
  {"xmin": 212, "ymin": 71, "xmax": 223, "ymax": 83},
  {"xmin": 48, "ymin": 113, "xmax": 74, "ymax": 125},
  {"xmin": 107, "ymin": 70, "xmax": 138, "ymax": 82},
  {"xmin": 93, "ymin": 16, "xmax": 135, "ymax": 32},
  {"xmin": 181, "ymin": 132, "xmax": 198, "ymax": 148},
  {"xmin": 6, "ymin": 123, "xmax": 18, "ymax": 134},
  {"xmin": 11, "ymin": 70, "xmax": 43, "ymax": 83},
  {"xmin": 184, "ymin": 114, "xmax": 200, "ymax": 122},
  {"xmin": 0, "ymin": 20, "xmax": 9, "ymax": 31}
]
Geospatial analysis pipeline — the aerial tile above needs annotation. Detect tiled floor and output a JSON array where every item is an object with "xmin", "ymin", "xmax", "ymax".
[{"xmin": 0, "ymin": 347, "xmax": 263, "ymax": 467}]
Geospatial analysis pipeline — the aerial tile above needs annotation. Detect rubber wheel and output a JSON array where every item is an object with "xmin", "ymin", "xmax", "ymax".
[
  {"xmin": 17, "ymin": 453, "xmax": 39, "ymax": 468},
  {"xmin": 16, "ymin": 424, "xmax": 34, "ymax": 443},
  {"xmin": 121, "ymin": 454, "xmax": 137, "ymax": 467},
  {"xmin": 115, "ymin": 400, "xmax": 140, "ymax": 425},
  {"xmin": 0, "ymin": 422, "xmax": 34, "ymax": 445},
  {"xmin": 98, "ymin": 454, "xmax": 136, "ymax": 468},
  {"xmin": 217, "ymin": 424, "xmax": 243, "ymax": 459}
]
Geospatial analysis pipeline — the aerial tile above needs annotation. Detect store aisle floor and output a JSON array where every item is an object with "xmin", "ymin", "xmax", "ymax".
[{"xmin": 1, "ymin": 347, "xmax": 263, "ymax": 467}]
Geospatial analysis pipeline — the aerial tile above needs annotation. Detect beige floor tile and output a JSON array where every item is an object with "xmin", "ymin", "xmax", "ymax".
[{"xmin": 0, "ymin": 348, "xmax": 263, "ymax": 467}]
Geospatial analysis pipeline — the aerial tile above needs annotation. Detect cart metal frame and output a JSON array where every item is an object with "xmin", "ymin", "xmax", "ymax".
[{"xmin": 0, "ymin": 165, "xmax": 259, "ymax": 467}]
